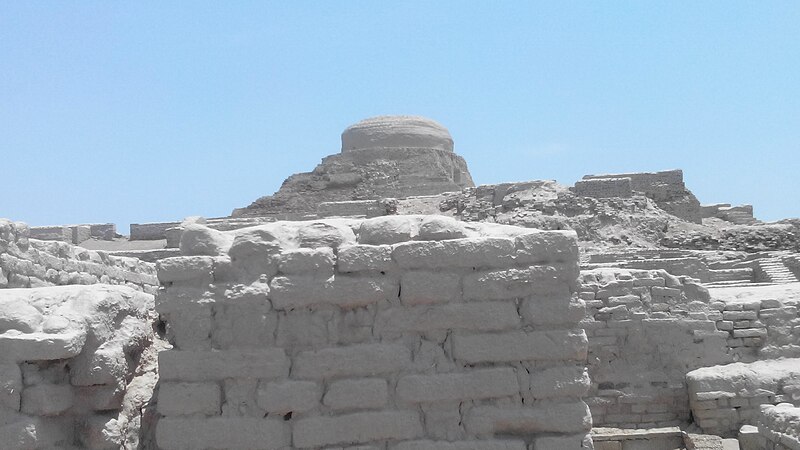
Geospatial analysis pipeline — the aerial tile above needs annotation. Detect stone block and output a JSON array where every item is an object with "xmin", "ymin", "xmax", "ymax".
[
  {"xmin": 532, "ymin": 433, "xmax": 594, "ymax": 450},
  {"xmin": 269, "ymin": 274, "xmax": 397, "ymax": 310},
  {"xmin": 452, "ymin": 330, "xmax": 588, "ymax": 363},
  {"xmin": 292, "ymin": 343, "xmax": 411, "ymax": 379},
  {"xmin": 462, "ymin": 264, "xmax": 577, "ymax": 300},
  {"xmin": 323, "ymin": 378, "xmax": 388, "ymax": 411},
  {"xmin": 417, "ymin": 216, "xmax": 470, "ymax": 240},
  {"xmin": 256, "ymin": 380, "xmax": 320, "ymax": 414},
  {"xmin": 292, "ymin": 410, "xmax": 423, "ymax": 448},
  {"xmin": 358, "ymin": 216, "xmax": 420, "ymax": 245},
  {"xmin": 336, "ymin": 245, "xmax": 394, "ymax": 273},
  {"xmin": 21, "ymin": 384, "xmax": 73, "ymax": 416},
  {"xmin": 392, "ymin": 237, "xmax": 515, "ymax": 269},
  {"xmin": 529, "ymin": 365, "xmax": 591, "ymax": 399},
  {"xmin": 515, "ymin": 230, "xmax": 578, "ymax": 264},
  {"xmin": 159, "ymin": 349, "xmax": 290, "ymax": 381},
  {"xmin": 158, "ymin": 382, "xmax": 221, "ymax": 416},
  {"xmin": 156, "ymin": 417, "xmax": 290, "ymax": 450},
  {"xmin": 276, "ymin": 247, "xmax": 335, "ymax": 275},
  {"xmin": 400, "ymin": 270, "xmax": 461, "ymax": 305},
  {"xmin": 465, "ymin": 401, "xmax": 592, "ymax": 435},
  {"xmin": 375, "ymin": 302, "xmax": 520, "ymax": 335},
  {"xmin": 520, "ymin": 295, "xmax": 585, "ymax": 326},
  {"xmin": 0, "ymin": 330, "xmax": 86, "ymax": 361},
  {"xmin": 156, "ymin": 256, "xmax": 215, "ymax": 283},
  {"xmin": 396, "ymin": 368, "xmax": 519, "ymax": 403},
  {"xmin": 0, "ymin": 363, "xmax": 22, "ymax": 410}
]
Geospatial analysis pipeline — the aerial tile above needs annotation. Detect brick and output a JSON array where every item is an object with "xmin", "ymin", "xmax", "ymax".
[
  {"xmin": 256, "ymin": 380, "xmax": 320, "ymax": 414},
  {"xmin": 163, "ymin": 304, "xmax": 213, "ymax": 350},
  {"xmin": 156, "ymin": 417, "xmax": 290, "ymax": 450},
  {"xmin": 722, "ymin": 310, "xmax": 758, "ymax": 321},
  {"xmin": 276, "ymin": 247, "xmax": 335, "ymax": 275},
  {"xmin": 514, "ymin": 230, "xmax": 578, "ymax": 264},
  {"xmin": 462, "ymin": 264, "xmax": 577, "ymax": 300},
  {"xmin": 269, "ymin": 274, "xmax": 397, "ymax": 310},
  {"xmin": 532, "ymin": 433, "xmax": 593, "ymax": 450},
  {"xmin": 465, "ymin": 402, "xmax": 592, "ymax": 435},
  {"xmin": 156, "ymin": 256, "xmax": 214, "ymax": 283},
  {"xmin": 0, "ymin": 363, "xmax": 22, "ymax": 411},
  {"xmin": 392, "ymin": 238, "xmax": 515, "ymax": 269},
  {"xmin": 651, "ymin": 286, "xmax": 681, "ymax": 298},
  {"xmin": 732, "ymin": 328, "xmax": 767, "ymax": 338},
  {"xmin": 158, "ymin": 382, "xmax": 221, "ymax": 416},
  {"xmin": 292, "ymin": 343, "xmax": 411, "ymax": 379},
  {"xmin": 159, "ymin": 349, "xmax": 289, "ymax": 381},
  {"xmin": 520, "ymin": 295, "xmax": 585, "ymax": 326},
  {"xmin": 395, "ymin": 440, "xmax": 527, "ymax": 450},
  {"xmin": 337, "ymin": 245, "xmax": 394, "ymax": 273},
  {"xmin": 0, "ymin": 329, "xmax": 86, "ymax": 361},
  {"xmin": 21, "ymin": 384, "xmax": 73, "ymax": 416},
  {"xmin": 293, "ymin": 411, "xmax": 423, "ymax": 448},
  {"xmin": 452, "ymin": 330, "xmax": 587, "ymax": 363},
  {"xmin": 400, "ymin": 271, "xmax": 461, "ymax": 305},
  {"xmin": 323, "ymin": 378, "xmax": 387, "ymax": 410},
  {"xmin": 396, "ymin": 368, "xmax": 519, "ymax": 403},
  {"xmin": 375, "ymin": 302, "xmax": 519, "ymax": 335},
  {"xmin": 529, "ymin": 366, "xmax": 590, "ymax": 399}
]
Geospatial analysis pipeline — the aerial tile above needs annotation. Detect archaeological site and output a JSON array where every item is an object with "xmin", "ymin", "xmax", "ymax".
[{"xmin": 2, "ymin": 115, "xmax": 799, "ymax": 450}]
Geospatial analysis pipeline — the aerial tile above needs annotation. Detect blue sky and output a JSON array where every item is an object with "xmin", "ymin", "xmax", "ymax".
[{"xmin": 2, "ymin": 2, "xmax": 798, "ymax": 232}]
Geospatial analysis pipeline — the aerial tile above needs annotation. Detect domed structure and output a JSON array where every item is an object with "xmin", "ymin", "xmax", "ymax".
[{"xmin": 341, "ymin": 115, "xmax": 454, "ymax": 153}]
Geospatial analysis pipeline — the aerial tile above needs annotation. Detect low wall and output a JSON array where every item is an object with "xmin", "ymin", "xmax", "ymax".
[
  {"xmin": 580, "ymin": 268, "xmax": 732, "ymax": 429},
  {"xmin": 757, "ymin": 403, "xmax": 800, "ymax": 450},
  {"xmin": 572, "ymin": 178, "xmax": 633, "ymax": 199},
  {"xmin": 687, "ymin": 359, "xmax": 800, "ymax": 437},
  {"xmin": 710, "ymin": 297, "xmax": 800, "ymax": 361},
  {"xmin": 1, "ymin": 219, "xmax": 158, "ymax": 294},
  {"xmin": 0, "ymin": 285, "xmax": 157, "ymax": 449},
  {"xmin": 29, "ymin": 223, "xmax": 116, "ymax": 244},
  {"xmin": 154, "ymin": 215, "xmax": 593, "ymax": 449}
]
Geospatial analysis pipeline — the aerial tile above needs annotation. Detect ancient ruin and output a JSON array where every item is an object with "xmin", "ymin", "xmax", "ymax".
[{"xmin": 1, "ymin": 115, "xmax": 798, "ymax": 449}]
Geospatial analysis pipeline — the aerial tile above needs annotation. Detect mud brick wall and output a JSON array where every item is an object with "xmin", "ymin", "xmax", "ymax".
[
  {"xmin": 0, "ymin": 219, "xmax": 158, "ymax": 294},
  {"xmin": 153, "ymin": 215, "xmax": 593, "ymax": 450},
  {"xmin": 580, "ymin": 268, "xmax": 732, "ymax": 429},
  {"xmin": 687, "ymin": 359, "xmax": 800, "ymax": 438},
  {"xmin": 710, "ymin": 298, "xmax": 800, "ymax": 362},
  {"xmin": 0, "ymin": 285, "xmax": 155, "ymax": 449},
  {"xmin": 757, "ymin": 403, "xmax": 800, "ymax": 450},
  {"xmin": 572, "ymin": 178, "xmax": 633, "ymax": 199}
]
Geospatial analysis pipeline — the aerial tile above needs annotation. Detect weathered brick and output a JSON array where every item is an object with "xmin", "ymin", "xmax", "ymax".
[
  {"xmin": 400, "ymin": 271, "xmax": 461, "ymax": 305},
  {"xmin": 395, "ymin": 440, "xmax": 527, "ymax": 450},
  {"xmin": 392, "ymin": 238, "xmax": 515, "ymax": 269},
  {"xmin": 465, "ymin": 402, "xmax": 592, "ymax": 435},
  {"xmin": 337, "ymin": 244, "xmax": 394, "ymax": 273},
  {"xmin": 396, "ymin": 368, "xmax": 519, "ymax": 403},
  {"xmin": 375, "ymin": 302, "xmax": 519, "ymax": 335},
  {"xmin": 452, "ymin": 330, "xmax": 588, "ymax": 363},
  {"xmin": 276, "ymin": 247, "xmax": 335, "ymax": 275},
  {"xmin": 0, "ymin": 329, "xmax": 85, "ymax": 361},
  {"xmin": 156, "ymin": 417, "xmax": 290, "ymax": 450},
  {"xmin": 293, "ymin": 411, "xmax": 423, "ymax": 448},
  {"xmin": 21, "ymin": 384, "xmax": 73, "ymax": 416},
  {"xmin": 529, "ymin": 366, "xmax": 590, "ymax": 399},
  {"xmin": 533, "ymin": 433, "xmax": 594, "ymax": 450},
  {"xmin": 722, "ymin": 310, "xmax": 758, "ymax": 321},
  {"xmin": 156, "ymin": 256, "xmax": 214, "ymax": 283},
  {"xmin": 159, "ymin": 349, "xmax": 289, "ymax": 381},
  {"xmin": 256, "ymin": 380, "xmax": 320, "ymax": 414},
  {"xmin": 520, "ymin": 295, "xmax": 585, "ymax": 326},
  {"xmin": 158, "ymin": 382, "xmax": 221, "ymax": 416},
  {"xmin": 515, "ymin": 230, "xmax": 578, "ymax": 264},
  {"xmin": 323, "ymin": 378, "xmax": 388, "ymax": 410},
  {"xmin": 269, "ymin": 274, "xmax": 397, "ymax": 310},
  {"xmin": 292, "ymin": 343, "xmax": 411, "ymax": 379},
  {"xmin": 0, "ymin": 363, "xmax": 22, "ymax": 411},
  {"xmin": 462, "ymin": 264, "xmax": 577, "ymax": 300}
]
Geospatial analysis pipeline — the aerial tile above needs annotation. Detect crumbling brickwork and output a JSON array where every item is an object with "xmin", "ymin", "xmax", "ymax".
[{"xmin": 154, "ymin": 215, "xmax": 593, "ymax": 449}]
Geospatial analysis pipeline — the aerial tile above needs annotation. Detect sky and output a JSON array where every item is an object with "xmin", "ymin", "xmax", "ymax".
[{"xmin": 1, "ymin": 2, "xmax": 799, "ymax": 233}]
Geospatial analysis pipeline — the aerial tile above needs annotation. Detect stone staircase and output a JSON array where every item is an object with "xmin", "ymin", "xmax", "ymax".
[{"xmin": 757, "ymin": 258, "xmax": 799, "ymax": 284}]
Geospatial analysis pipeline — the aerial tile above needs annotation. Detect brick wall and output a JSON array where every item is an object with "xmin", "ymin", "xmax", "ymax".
[
  {"xmin": 153, "ymin": 215, "xmax": 593, "ymax": 450},
  {"xmin": 580, "ymin": 268, "xmax": 732, "ymax": 429},
  {"xmin": 0, "ymin": 219, "xmax": 158, "ymax": 294},
  {"xmin": 572, "ymin": 178, "xmax": 633, "ymax": 199}
]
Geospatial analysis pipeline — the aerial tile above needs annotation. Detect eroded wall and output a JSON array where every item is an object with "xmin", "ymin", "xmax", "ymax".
[
  {"xmin": 0, "ymin": 220, "xmax": 158, "ymax": 294},
  {"xmin": 154, "ymin": 215, "xmax": 593, "ymax": 449}
]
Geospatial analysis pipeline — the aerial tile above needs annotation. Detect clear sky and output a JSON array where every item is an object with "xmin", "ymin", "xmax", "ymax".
[{"xmin": 2, "ymin": 2, "xmax": 798, "ymax": 232}]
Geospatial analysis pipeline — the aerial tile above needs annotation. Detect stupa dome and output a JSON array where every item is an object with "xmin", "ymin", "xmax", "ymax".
[{"xmin": 341, "ymin": 115, "xmax": 454, "ymax": 153}]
